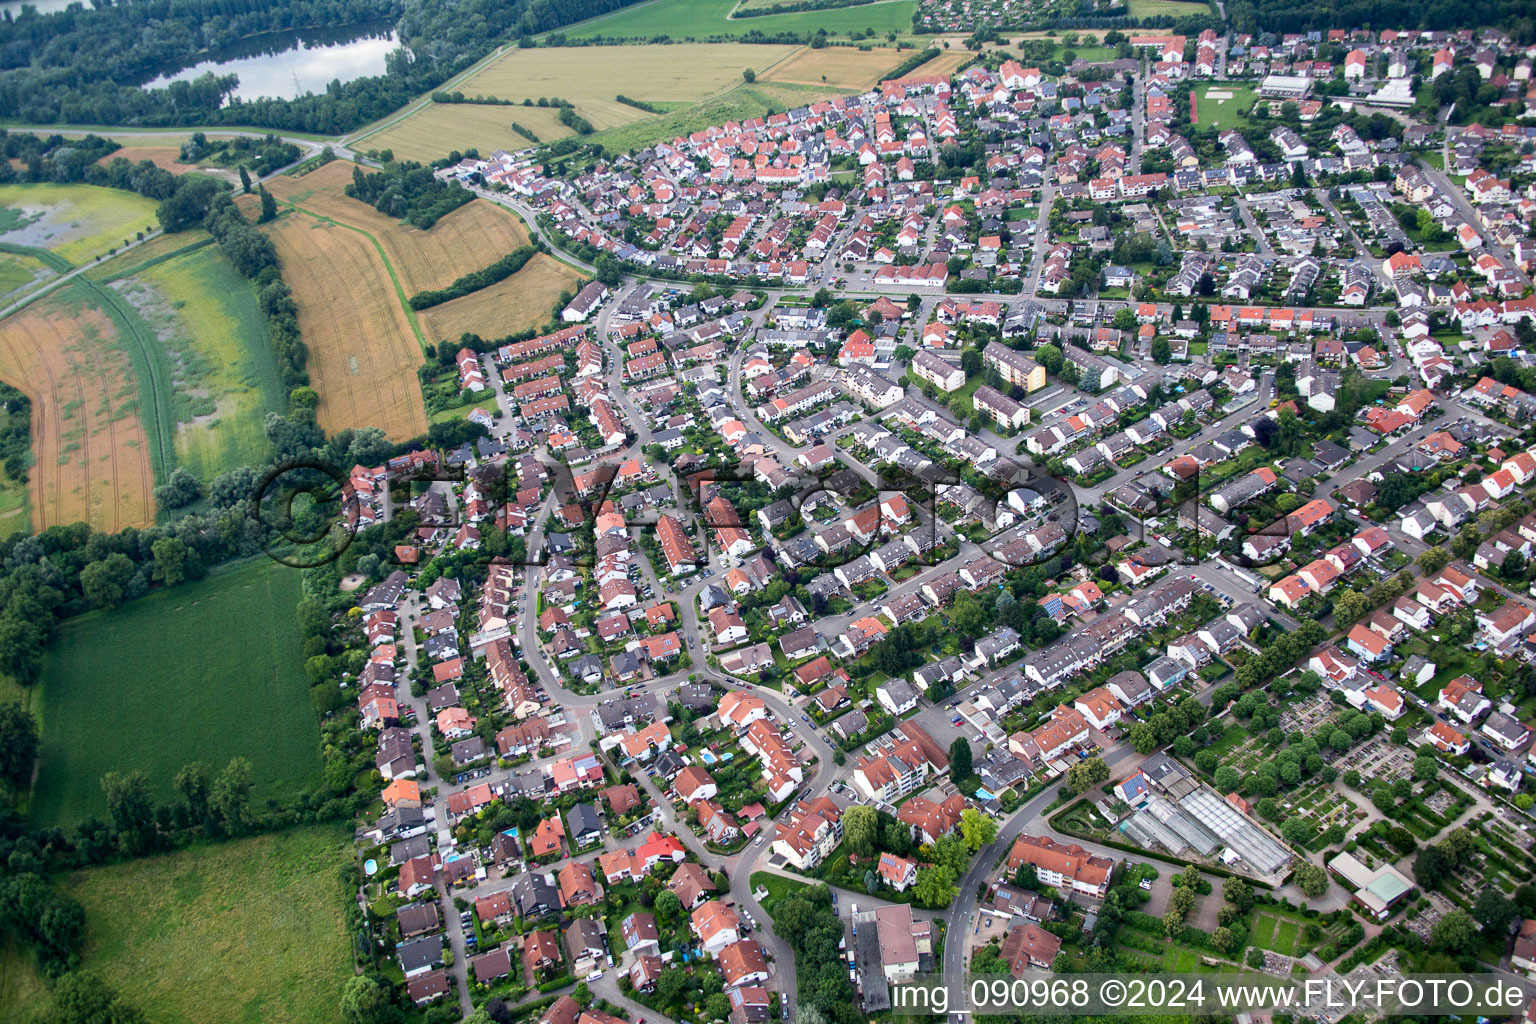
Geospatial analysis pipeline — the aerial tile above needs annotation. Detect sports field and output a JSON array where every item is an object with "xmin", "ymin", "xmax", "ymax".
[
  {"xmin": 265, "ymin": 161, "xmax": 532, "ymax": 295},
  {"xmin": 0, "ymin": 183, "xmax": 159, "ymax": 266},
  {"xmin": 762, "ymin": 45, "xmax": 904, "ymax": 91},
  {"xmin": 30, "ymin": 560, "xmax": 322, "ymax": 827},
  {"xmin": 1193, "ymin": 84, "xmax": 1257, "ymax": 129},
  {"xmin": 562, "ymin": 0, "xmax": 918, "ymax": 40},
  {"xmin": 419, "ymin": 252, "xmax": 582, "ymax": 343},
  {"xmin": 358, "ymin": 43, "xmax": 797, "ymax": 163},
  {"xmin": 108, "ymin": 243, "xmax": 285, "ymax": 481},
  {"xmin": 0, "ymin": 282, "xmax": 157, "ymax": 532},
  {"xmin": 65, "ymin": 826, "xmax": 351, "ymax": 1024},
  {"xmin": 259, "ymin": 211, "xmax": 428, "ymax": 440}
]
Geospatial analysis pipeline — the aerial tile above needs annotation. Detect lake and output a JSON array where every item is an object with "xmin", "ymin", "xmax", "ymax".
[{"xmin": 144, "ymin": 26, "xmax": 400, "ymax": 102}]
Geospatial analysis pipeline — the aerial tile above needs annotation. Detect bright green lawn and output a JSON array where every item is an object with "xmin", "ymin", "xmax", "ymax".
[
  {"xmin": 1193, "ymin": 84, "xmax": 1258, "ymax": 130},
  {"xmin": 562, "ymin": 0, "xmax": 918, "ymax": 40},
  {"xmin": 750, "ymin": 870, "xmax": 814, "ymax": 910},
  {"xmin": 68, "ymin": 826, "xmax": 351, "ymax": 1024},
  {"xmin": 30, "ymin": 560, "xmax": 322, "ymax": 826}
]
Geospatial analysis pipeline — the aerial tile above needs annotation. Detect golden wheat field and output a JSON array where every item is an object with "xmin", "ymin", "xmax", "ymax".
[
  {"xmin": 265, "ymin": 162, "xmax": 532, "ymax": 295},
  {"xmin": 418, "ymin": 253, "xmax": 583, "ymax": 343},
  {"xmin": 0, "ymin": 286, "xmax": 155, "ymax": 531},
  {"xmin": 259, "ymin": 211, "xmax": 428, "ymax": 440}
]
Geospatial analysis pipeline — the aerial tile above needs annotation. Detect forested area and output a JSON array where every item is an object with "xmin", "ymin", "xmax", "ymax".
[
  {"xmin": 345, "ymin": 161, "xmax": 473, "ymax": 227},
  {"xmin": 0, "ymin": 0, "xmax": 647, "ymax": 132},
  {"xmin": 1224, "ymin": 0, "xmax": 1536, "ymax": 38}
]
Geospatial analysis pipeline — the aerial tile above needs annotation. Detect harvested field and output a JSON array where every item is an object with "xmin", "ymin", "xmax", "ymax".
[
  {"xmin": 0, "ymin": 283, "xmax": 156, "ymax": 531},
  {"xmin": 0, "ymin": 183, "xmax": 159, "ymax": 266},
  {"xmin": 899, "ymin": 47, "xmax": 974, "ymax": 80},
  {"xmin": 762, "ymin": 45, "xmax": 904, "ymax": 91},
  {"xmin": 266, "ymin": 161, "xmax": 531, "ymax": 294},
  {"xmin": 360, "ymin": 102, "xmax": 573, "ymax": 164},
  {"xmin": 457, "ymin": 42, "xmax": 795, "ymax": 109},
  {"xmin": 356, "ymin": 43, "xmax": 799, "ymax": 162},
  {"xmin": 419, "ymin": 252, "xmax": 582, "ymax": 343},
  {"xmin": 96, "ymin": 145, "xmax": 200, "ymax": 175},
  {"xmin": 259, "ymin": 212, "xmax": 427, "ymax": 440}
]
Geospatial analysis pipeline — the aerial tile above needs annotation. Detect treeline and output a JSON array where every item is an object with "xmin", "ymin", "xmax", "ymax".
[
  {"xmin": 0, "ymin": 0, "xmax": 649, "ymax": 133},
  {"xmin": 0, "ymin": 384, "xmax": 31, "ymax": 484},
  {"xmin": 179, "ymin": 131, "xmax": 301, "ymax": 176},
  {"xmin": 345, "ymin": 161, "xmax": 472, "ymax": 228},
  {"xmin": 431, "ymin": 91, "xmax": 520, "ymax": 105},
  {"xmin": 409, "ymin": 243, "xmax": 542, "ymax": 309},
  {"xmin": 884, "ymin": 46, "xmax": 940, "ymax": 80},
  {"xmin": 732, "ymin": 0, "xmax": 874, "ymax": 18},
  {"xmin": 614, "ymin": 94, "xmax": 662, "ymax": 114},
  {"xmin": 1225, "ymin": 0, "xmax": 1536, "ymax": 36},
  {"xmin": 558, "ymin": 106, "xmax": 595, "ymax": 135}
]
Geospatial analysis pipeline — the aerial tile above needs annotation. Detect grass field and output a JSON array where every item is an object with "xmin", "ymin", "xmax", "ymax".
[
  {"xmin": 0, "ymin": 282, "xmax": 157, "ymax": 532},
  {"xmin": 358, "ymin": 43, "xmax": 798, "ymax": 163},
  {"xmin": 30, "ymin": 560, "xmax": 322, "ymax": 827},
  {"xmin": 0, "ymin": 183, "xmax": 159, "ymax": 267},
  {"xmin": 1193, "ymin": 84, "xmax": 1258, "ymax": 130},
  {"xmin": 1251, "ymin": 912, "xmax": 1301, "ymax": 955},
  {"xmin": 265, "ymin": 161, "xmax": 531, "ymax": 295},
  {"xmin": 108, "ymin": 244, "xmax": 284, "ymax": 482},
  {"xmin": 0, "ymin": 939, "xmax": 48, "ymax": 1023},
  {"xmin": 419, "ymin": 252, "xmax": 581, "ymax": 343},
  {"xmin": 562, "ymin": 0, "xmax": 918, "ymax": 40},
  {"xmin": 63, "ymin": 826, "xmax": 351, "ymax": 1024},
  {"xmin": 259, "ymin": 210, "xmax": 428, "ymax": 440},
  {"xmin": 0, "ymin": 249, "xmax": 56, "ymax": 301},
  {"xmin": 761, "ymin": 45, "xmax": 904, "ymax": 90},
  {"xmin": 1127, "ymin": 0, "xmax": 1209, "ymax": 15},
  {"xmin": 88, "ymin": 230, "xmax": 214, "ymax": 281}
]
